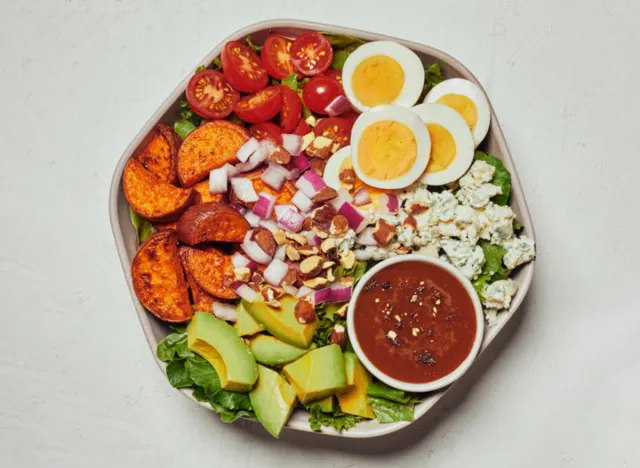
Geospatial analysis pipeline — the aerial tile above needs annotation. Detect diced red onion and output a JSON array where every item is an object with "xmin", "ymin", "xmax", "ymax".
[
  {"xmin": 356, "ymin": 227, "xmax": 377, "ymax": 246},
  {"xmin": 276, "ymin": 206, "xmax": 305, "ymax": 232},
  {"xmin": 223, "ymin": 163, "xmax": 239, "ymax": 177},
  {"xmin": 330, "ymin": 187, "xmax": 354, "ymax": 210},
  {"xmin": 208, "ymin": 167, "xmax": 228, "ymax": 194},
  {"xmin": 324, "ymin": 95, "xmax": 351, "ymax": 117},
  {"xmin": 212, "ymin": 302, "xmax": 238, "ymax": 323},
  {"xmin": 253, "ymin": 192, "xmax": 276, "ymax": 219},
  {"xmin": 282, "ymin": 284, "xmax": 299, "ymax": 297},
  {"xmin": 301, "ymin": 230, "xmax": 316, "ymax": 245},
  {"xmin": 296, "ymin": 286, "xmax": 314, "ymax": 298},
  {"xmin": 312, "ymin": 288, "xmax": 333, "ymax": 305},
  {"xmin": 379, "ymin": 193, "xmax": 399, "ymax": 214},
  {"xmin": 352, "ymin": 187, "xmax": 371, "ymax": 206},
  {"xmin": 236, "ymin": 137, "xmax": 260, "ymax": 163},
  {"xmin": 282, "ymin": 134, "xmax": 303, "ymax": 156},
  {"xmin": 285, "ymin": 167, "xmax": 300, "ymax": 181},
  {"xmin": 241, "ymin": 231, "xmax": 272, "ymax": 264},
  {"xmin": 258, "ymin": 218, "xmax": 279, "ymax": 233},
  {"xmin": 292, "ymin": 190, "xmax": 315, "ymax": 213},
  {"xmin": 291, "ymin": 154, "xmax": 311, "ymax": 173},
  {"xmin": 263, "ymin": 259, "xmax": 289, "ymax": 286},
  {"xmin": 244, "ymin": 210, "xmax": 260, "ymax": 227},
  {"xmin": 295, "ymin": 169, "xmax": 326, "ymax": 197},
  {"xmin": 230, "ymin": 177, "xmax": 258, "ymax": 203},
  {"xmin": 232, "ymin": 282, "xmax": 258, "ymax": 303},
  {"xmin": 337, "ymin": 202, "xmax": 367, "ymax": 233},
  {"xmin": 231, "ymin": 252, "xmax": 256, "ymax": 271},
  {"xmin": 261, "ymin": 165, "xmax": 288, "ymax": 190},
  {"xmin": 329, "ymin": 284, "xmax": 353, "ymax": 303},
  {"xmin": 274, "ymin": 244, "xmax": 286, "ymax": 261},
  {"xmin": 274, "ymin": 204, "xmax": 297, "ymax": 220},
  {"xmin": 313, "ymin": 234, "xmax": 322, "ymax": 246},
  {"xmin": 355, "ymin": 249, "xmax": 374, "ymax": 261}
]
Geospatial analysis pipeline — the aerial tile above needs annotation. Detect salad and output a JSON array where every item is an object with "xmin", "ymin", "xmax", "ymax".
[{"xmin": 124, "ymin": 30, "xmax": 536, "ymax": 438}]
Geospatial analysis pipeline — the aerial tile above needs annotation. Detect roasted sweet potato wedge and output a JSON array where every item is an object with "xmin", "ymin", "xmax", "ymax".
[
  {"xmin": 228, "ymin": 168, "xmax": 296, "ymax": 209},
  {"xmin": 181, "ymin": 247, "xmax": 238, "ymax": 300},
  {"xmin": 124, "ymin": 158, "xmax": 195, "ymax": 221},
  {"xmin": 178, "ymin": 247, "xmax": 215, "ymax": 313},
  {"xmin": 131, "ymin": 231, "xmax": 193, "ymax": 323},
  {"xmin": 193, "ymin": 180, "xmax": 227, "ymax": 204},
  {"xmin": 177, "ymin": 121, "xmax": 249, "ymax": 187},
  {"xmin": 153, "ymin": 221, "xmax": 177, "ymax": 231},
  {"xmin": 177, "ymin": 202, "xmax": 249, "ymax": 246},
  {"xmin": 137, "ymin": 124, "xmax": 180, "ymax": 184}
]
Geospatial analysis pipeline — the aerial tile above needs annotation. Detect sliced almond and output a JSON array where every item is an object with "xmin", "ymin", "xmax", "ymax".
[
  {"xmin": 312, "ymin": 187, "xmax": 338, "ymax": 203},
  {"xmin": 273, "ymin": 229, "xmax": 288, "ymax": 246},
  {"xmin": 303, "ymin": 277, "xmax": 329, "ymax": 288},
  {"xmin": 300, "ymin": 255, "xmax": 323, "ymax": 276},
  {"xmin": 321, "ymin": 237, "xmax": 338, "ymax": 254},
  {"xmin": 339, "ymin": 250, "xmax": 356, "ymax": 269},
  {"xmin": 297, "ymin": 245, "xmax": 319, "ymax": 257},
  {"xmin": 234, "ymin": 267, "xmax": 251, "ymax": 282},
  {"xmin": 286, "ymin": 232, "xmax": 308, "ymax": 246},
  {"xmin": 285, "ymin": 244, "xmax": 300, "ymax": 261}
]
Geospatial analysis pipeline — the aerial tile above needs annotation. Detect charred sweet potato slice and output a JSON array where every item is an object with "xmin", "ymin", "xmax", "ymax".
[
  {"xmin": 182, "ymin": 247, "xmax": 238, "ymax": 300},
  {"xmin": 193, "ymin": 180, "xmax": 227, "ymax": 204},
  {"xmin": 228, "ymin": 168, "xmax": 296, "ymax": 209},
  {"xmin": 124, "ymin": 158, "xmax": 195, "ymax": 221},
  {"xmin": 131, "ymin": 231, "xmax": 193, "ymax": 323},
  {"xmin": 177, "ymin": 121, "xmax": 249, "ymax": 187},
  {"xmin": 177, "ymin": 202, "xmax": 249, "ymax": 245},
  {"xmin": 153, "ymin": 221, "xmax": 177, "ymax": 231},
  {"xmin": 137, "ymin": 124, "xmax": 180, "ymax": 184},
  {"xmin": 178, "ymin": 247, "xmax": 215, "ymax": 313}
]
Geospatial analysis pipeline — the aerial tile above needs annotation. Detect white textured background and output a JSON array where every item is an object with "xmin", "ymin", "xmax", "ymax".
[{"xmin": 1, "ymin": 0, "xmax": 639, "ymax": 466}]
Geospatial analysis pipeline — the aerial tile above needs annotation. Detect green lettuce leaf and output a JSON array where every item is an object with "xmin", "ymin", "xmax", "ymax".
[
  {"xmin": 173, "ymin": 100, "xmax": 203, "ymax": 139},
  {"xmin": 474, "ymin": 151, "xmax": 511, "ymax": 206},
  {"xmin": 366, "ymin": 380, "xmax": 417, "ymax": 404},
  {"xmin": 281, "ymin": 74, "xmax": 314, "ymax": 120},
  {"xmin": 245, "ymin": 36, "xmax": 262, "ymax": 54},
  {"xmin": 331, "ymin": 49, "xmax": 351, "ymax": 71},
  {"xmin": 472, "ymin": 240, "xmax": 510, "ymax": 298},
  {"xmin": 166, "ymin": 358, "xmax": 194, "ymax": 388},
  {"xmin": 313, "ymin": 303, "xmax": 347, "ymax": 348},
  {"xmin": 211, "ymin": 57, "xmax": 222, "ymax": 70},
  {"xmin": 174, "ymin": 120, "xmax": 196, "ymax": 139},
  {"xmin": 129, "ymin": 206, "xmax": 155, "ymax": 246},
  {"xmin": 368, "ymin": 396, "xmax": 417, "ymax": 423},
  {"xmin": 333, "ymin": 261, "xmax": 368, "ymax": 284},
  {"xmin": 281, "ymin": 73, "xmax": 298, "ymax": 91},
  {"xmin": 322, "ymin": 33, "xmax": 366, "ymax": 71},
  {"xmin": 307, "ymin": 405, "xmax": 362, "ymax": 432},
  {"xmin": 156, "ymin": 331, "xmax": 192, "ymax": 362},
  {"xmin": 513, "ymin": 218, "xmax": 524, "ymax": 233},
  {"xmin": 418, "ymin": 62, "xmax": 445, "ymax": 101}
]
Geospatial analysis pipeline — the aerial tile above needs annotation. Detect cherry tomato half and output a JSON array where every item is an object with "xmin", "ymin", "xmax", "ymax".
[
  {"xmin": 302, "ymin": 75, "xmax": 343, "ymax": 115},
  {"xmin": 290, "ymin": 32, "xmax": 333, "ymax": 76},
  {"xmin": 249, "ymin": 122, "xmax": 283, "ymax": 144},
  {"xmin": 261, "ymin": 35, "xmax": 295, "ymax": 80},
  {"xmin": 221, "ymin": 41, "xmax": 269, "ymax": 93},
  {"xmin": 186, "ymin": 70, "xmax": 240, "ymax": 120},
  {"xmin": 313, "ymin": 117, "xmax": 351, "ymax": 150},
  {"xmin": 280, "ymin": 86, "xmax": 303, "ymax": 133},
  {"xmin": 341, "ymin": 110, "xmax": 360, "ymax": 126},
  {"xmin": 293, "ymin": 118, "xmax": 311, "ymax": 136},
  {"xmin": 234, "ymin": 86, "xmax": 282, "ymax": 124},
  {"xmin": 324, "ymin": 69, "xmax": 343, "ymax": 86}
]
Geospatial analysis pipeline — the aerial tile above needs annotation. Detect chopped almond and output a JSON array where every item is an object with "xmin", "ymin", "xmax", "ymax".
[
  {"xmin": 372, "ymin": 219, "xmax": 396, "ymax": 246},
  {"xmin": 329, "ymin": 215, "xmax": 349, "ymax": 237},
  {"xmin": 285, "ymin": 244, "xmax": 300, "ymax": 261},
  {"xmin": 268, "ymin": 145, "xmax": 291, "ymax": 165},
  {"xmin": 311, "ymin": 204, "xmax": 336, "ymax": 224},
  {"xmin": 312, "ymin": 187, "xmax": 338, "ymax": 203},
  {"xmin": 300, "ymin": 255, "xmax": 323, "ymax": 276},
  {"xmin": 294, "ymin": 299, "xmax": 316, "ymax": 324}
]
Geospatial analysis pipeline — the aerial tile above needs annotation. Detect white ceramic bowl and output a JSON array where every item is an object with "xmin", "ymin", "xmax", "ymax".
[{"xmin": 347, "ymin": 254, "xmax": 485, "ymax": 393}]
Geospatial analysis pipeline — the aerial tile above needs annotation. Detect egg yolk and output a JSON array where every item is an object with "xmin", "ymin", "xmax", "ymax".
[
  {"xmin": 425, "ymin": 123, "xmax": 457, "ymax": 173},
  {"xmin": 437, "ymin": 94, "xmax": 478, "ymax": 131},
  {"xmin": 352, "ymin": 55, "xmax": 404, "ymax": 107},
  {"xmin": 357, "ymin": 120, "xmax": 417, "ymax": 181}
]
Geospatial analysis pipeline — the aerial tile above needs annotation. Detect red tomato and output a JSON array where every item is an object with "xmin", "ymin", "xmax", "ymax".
[
  {"xmin": 280, "ymin": 86, "xmax": 303, "ymax": 133},
  {"xmin": 293, "ymin": 118, "xmax": 311, "ymax": 136},
  {"xmin": 261, "ymin": 35, "xmax": 295, "ymax": 80},
  {"xmin": 324, "ymin": 69, "xmax": 343, "ymax": 86},
  {"xmin": 313, "ymin": 117, "xmax": 351, "ymax": 150},
  {"xmin": 221, "ymin": 41, "xmax": 269, "ymax": 93},
  {"xmin": 290, "ymin": 32, "xmax": 333, "ymax": 76},
  {"xmin": 249, "ymin": 122, "xmax": 283, "ymax": 144},
  {"xmin": 234, "ymin": 86, "xmax": 282, "ymax": 124},
  {"xmin": 302, "ymin": 75, "xmax": 343, "ymax": 115},
  {"xmin": 342, "ymin": 110, "xmax": 360, "ymax": 126},
  {"xmin": 186, "ymin": 70, "xmax": 240, "ymax": 120}
]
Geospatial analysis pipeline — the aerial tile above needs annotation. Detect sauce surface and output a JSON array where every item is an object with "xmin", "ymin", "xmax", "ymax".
[{"xmin": 353, "ymin": 261, "xmax": 477, "ymax": 384}]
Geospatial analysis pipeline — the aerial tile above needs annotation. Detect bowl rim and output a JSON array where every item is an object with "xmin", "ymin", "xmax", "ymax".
[{"xmin": 347, "ymin": 254, "xmax": 485, "ymax": 393}]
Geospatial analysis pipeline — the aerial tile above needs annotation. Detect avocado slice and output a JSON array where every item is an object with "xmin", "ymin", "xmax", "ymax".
[
  {"xmin": 307, "ymin": 395, "xmax": 335, "ymax": 413},
  {"xmin": 243, "ymin": 296, "xmax": 318, "ymax": 349},
  {"xmin": 336, "ymin": 353, "xmax": 375, "ymax": 419},
  {"xmin": 234, "ymin": 302, "xmax": 264, "ymax": 337},
  {"xmin": 248, "ymin": 334, "xmax": 310, "ymax": 366},
  {"xmin": 344, "ymin": 352, "xmax": 358, "ymax": 387},
  {"xmin": 187, "ymin": 312, "xmax": 258, "ymax": 392},
  {"xmin": 282, "ymin": 345, "xmax": 346, "ymax": 404},
  {"xmin": 250, "ymin": 365, "xmax": 297, "ymax": 438}
]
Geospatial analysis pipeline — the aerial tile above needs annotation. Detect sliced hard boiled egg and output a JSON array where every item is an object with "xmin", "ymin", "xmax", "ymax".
[
  {"xmin": 350, "ymin": 105, "xmax": 431, "ymax": 190},
  {"xmin": 425, "ymin": 78, "xmax": 490, "ymax": 147},
  {"xmin": 342, "ymin": 41, "xmax": 425, "ymax": 112},
  {"xmin": 412, "ymin": 103, "xmax": 475, "ymax": 186}
]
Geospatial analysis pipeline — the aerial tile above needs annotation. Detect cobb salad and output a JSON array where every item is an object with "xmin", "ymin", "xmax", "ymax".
[{"xmin": 124, "ymin": 30, "xmax": 536, "ymax": 438}]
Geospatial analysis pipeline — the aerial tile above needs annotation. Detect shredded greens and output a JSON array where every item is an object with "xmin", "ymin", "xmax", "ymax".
[
  {"xmin": 245, "ymin": 36, "xmax": 262, "ymax": 54},
  {"xmin": 280, "ymin": 73, "xmax": 313, "ymax": 119},
  {"xmin": 366, "ymin": 380, "xmax": 421, "ymax": 423},
  {"xmin": 322, "ymin": 33, "xmax": 366, "ymax": 71},
  {"xmin": 129, "ymin": 206, "xmax": 154, "ymax": 246},
  {"xmin": 307, "ymin": 405, "xmax": 362, "ymax": 432},
  {"xmin": 418, "ymin": 62, "xmax": 445, "ymax": 102},
  {"xmin": 173, "ymin": 100, "xmax": 203, "ymax": 139},
  {"xmin": 474, "ymin": 151, "xmax": 512, "ymax": 206},
  {"xmin": 473, "ymin": 240, "xmax": 511, "ymax": 298}
]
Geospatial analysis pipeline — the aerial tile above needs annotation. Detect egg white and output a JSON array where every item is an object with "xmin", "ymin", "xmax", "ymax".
[
  {"xmin": 412, "ymin": 103, "xmax": 475, "ymax": 186},
  {"xmin": 350, "ymin": 105, "xmax": 431, "ymax": 190},
  {"xmin": 342, "ymin": 41, "xmax": 425, "ymax": 113},
  {"xmin": 323, "ymin": 146, "xmax": 352, "ymax": 190},
  {"xmin": 424, "ymin": 78, "xmax": 490, "ymax": 147}
]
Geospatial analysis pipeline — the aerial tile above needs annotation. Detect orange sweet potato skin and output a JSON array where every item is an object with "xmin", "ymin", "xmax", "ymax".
[
  {"xmin": 124, "ymin": 158, "xmax": 195, "ymax": 221},
  {"xmin": 178, "ymin": 247, "xmax": 215, "ymax": 313},
  {"xmin": 181, "ymin": 247, "xmax": 238, "ymax": 300},
  {"xmin": 131, "ymin": 231, "xmax": 193, "ymax": 323},
  {"xmin": 177, "ymin": 121, "xmax": 249, "ymax": 188},
  {"xmin": 137, "ymin": 124, "xmax": 180, "ymax": 184},
  {"xmin": 176, "ymin": 202, "xmax": 249, "ymax": 246},
  {"xmin": 228, "ymin": 168, "xmax": 296, "ymax": 209},
  {"xmin": 193, "ymin": 180, "xmax": 227, "ymax": 204}
]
